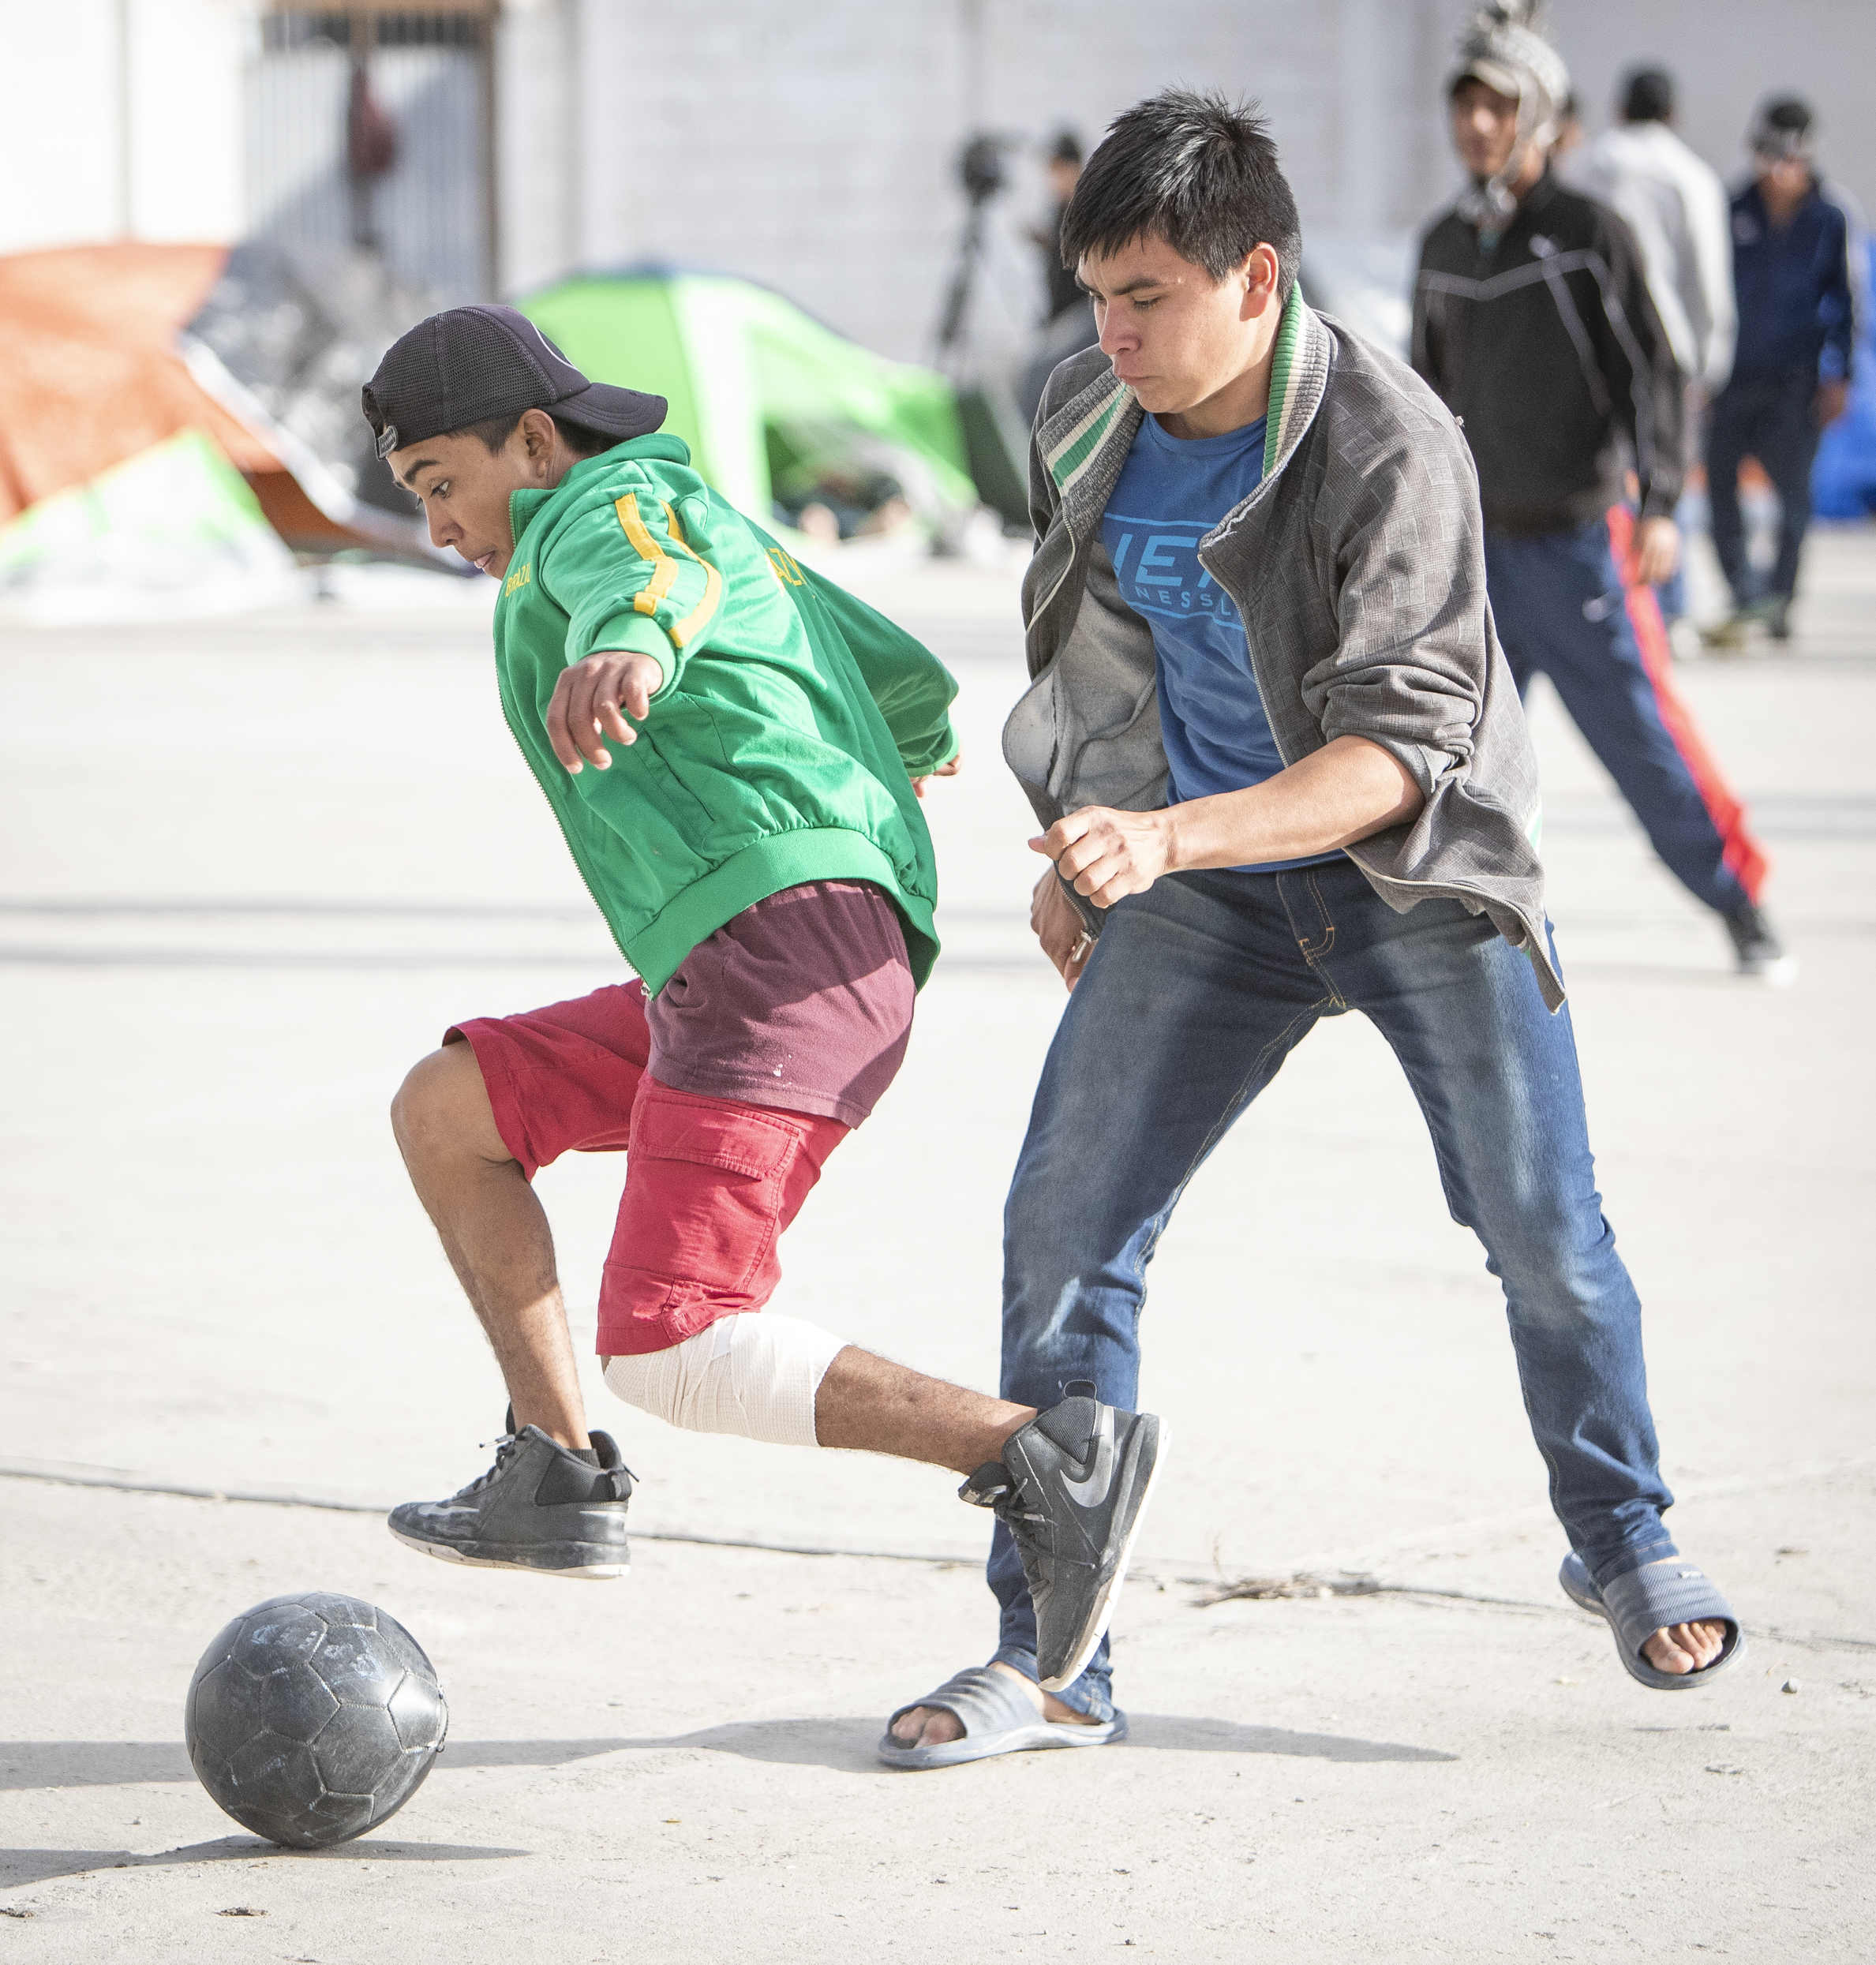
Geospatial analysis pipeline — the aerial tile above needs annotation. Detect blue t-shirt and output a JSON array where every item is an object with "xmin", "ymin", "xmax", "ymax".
[{"xmin": 1101, "ymin": 409, "xmax": 1340, "ymax": 874}]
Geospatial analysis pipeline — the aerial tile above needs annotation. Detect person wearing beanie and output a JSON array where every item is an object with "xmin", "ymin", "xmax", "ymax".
[
  {"xmin": 1704, "ymin": 97, "xmax": 1862, "ymax": 647},
  {"xmin": 1414, "ymin": 3, "xmax": 1790, "ymax": 982}
]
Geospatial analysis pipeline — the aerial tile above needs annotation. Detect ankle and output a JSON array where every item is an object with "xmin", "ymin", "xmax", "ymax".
[
  {"xmin": 514, "ymin": 1416, "xmax": 591, "ymax": 1452},
  {"xmin": 985, "ymin": 1660, "xmax": 1101, "ymax": 1727},
  {"xmin": 985, "ymin": 1404, "xmax": 1039, "ymax": 1462}
]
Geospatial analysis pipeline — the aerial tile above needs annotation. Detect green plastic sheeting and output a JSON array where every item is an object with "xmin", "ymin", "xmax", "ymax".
[
  {"xmin": 519, "ymin": 273, "xmax": 976, "ymax": 523},
  {"xmin": 0, "ymin": 426, "xmax": 298, "ymax": 623}
]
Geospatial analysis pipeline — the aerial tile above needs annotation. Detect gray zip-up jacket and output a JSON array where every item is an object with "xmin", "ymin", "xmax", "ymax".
[{"xmin": 1002, "ymin": 290, "xmax": 1566, "ymax": 1009}]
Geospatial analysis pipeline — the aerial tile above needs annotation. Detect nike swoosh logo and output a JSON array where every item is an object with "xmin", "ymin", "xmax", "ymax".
[{"xmin": 1062, "ymin": 1408, "xmax": 1116, "ymax": 1509}]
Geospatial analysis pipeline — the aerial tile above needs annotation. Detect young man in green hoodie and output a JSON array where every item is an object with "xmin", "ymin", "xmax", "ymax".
[{"xmin": 358, "ymin": 305, "xmax": 1162, "ymax": 1704}]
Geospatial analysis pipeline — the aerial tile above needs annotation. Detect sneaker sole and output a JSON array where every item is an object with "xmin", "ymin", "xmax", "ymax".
[
  {"xmin": 1039, "ymin": 1417, "xmax": 1169, "ymax": 1694},
  {"xmin": 388, "ymin": 1525, "xmax": 630, "ymax": 1579}
]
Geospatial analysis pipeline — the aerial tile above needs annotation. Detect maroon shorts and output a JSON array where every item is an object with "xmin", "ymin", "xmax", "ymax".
[{"xmin": 448, "ymin": 880, "xmax": 914, "ymax": 1355}]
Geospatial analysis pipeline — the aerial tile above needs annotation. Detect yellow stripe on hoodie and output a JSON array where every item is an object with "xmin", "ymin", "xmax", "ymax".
[
  {"xmin": 614, "ymin": 494, "xmax": 680, "ymax": 616},
  {"xmin": 612, "ymin": 492, "xmax": 725, "ymax": 651}
]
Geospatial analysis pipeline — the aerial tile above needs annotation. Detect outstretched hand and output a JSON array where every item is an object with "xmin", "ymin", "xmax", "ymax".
[{"xmin": 546, "ymin": 650, "xmax": 665, "ymax": 773}]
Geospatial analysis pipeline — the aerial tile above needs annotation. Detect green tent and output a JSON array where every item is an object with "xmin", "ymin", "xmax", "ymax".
[
  {"xmin": 518, "ymin": 270, "xmax": 978, "ymax": 528},
  {"xmin": 0, "ymin": 426, "xmax": 298, "ymax": 623}
]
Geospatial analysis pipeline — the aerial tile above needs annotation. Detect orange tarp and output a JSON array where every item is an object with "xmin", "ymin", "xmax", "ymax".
[{"xmin": 0, "ymin": 242, "xmax": 278, "ymax": 526}]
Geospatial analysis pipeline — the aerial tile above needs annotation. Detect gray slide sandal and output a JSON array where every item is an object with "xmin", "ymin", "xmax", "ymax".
[
  {"xmin": 877, "ymin": 1665, "xmax": 1127, "ymax": 1770},
  {"xmin": 1560, "ymin": 1551, "xmax": 1747, "ymax": 1690}
]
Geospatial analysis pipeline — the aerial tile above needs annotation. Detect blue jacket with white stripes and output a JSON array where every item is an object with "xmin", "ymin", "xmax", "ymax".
[{"xmin": 1412, "ymin": 168, "xmax": 1684, "ymax": 534}]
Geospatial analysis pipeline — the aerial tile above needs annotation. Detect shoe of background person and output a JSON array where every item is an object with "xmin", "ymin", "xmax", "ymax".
[
  {"xmin": 388, "ymin": 1413, "xmax": 633, "ymax": 1577},
  {"xmin": 1767, "ymin": 597, "xmax": 1792, "ymax": 642},
  {"xmin": 1724, "ymin": 903, "xmax": 1798, "ymax": 985},
  {"xmin": 960, "ymin": 1382, "xmax": 1165, "ymax": 1691},
  {"xmin": 1697, "ymin": 612, "xmax": 1749, "ymax": 651},
  {"xmin": 1698, "ymin": 595, "xmax": 1778, "ymax": 652}
]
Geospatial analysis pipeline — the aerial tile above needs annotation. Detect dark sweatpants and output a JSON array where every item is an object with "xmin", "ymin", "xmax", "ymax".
[
  {"xmin": 1706, "ymin": 365, "xmax": 1822, "ymax": 604},
  {"xmin": 1484, "ymin": 515, "xmax": 1766, "ymax": 914}
]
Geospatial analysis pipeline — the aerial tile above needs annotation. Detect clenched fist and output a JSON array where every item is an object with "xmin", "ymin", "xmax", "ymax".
[{"xmin": 1030, "ymin": 805, "xmax": 1176, "ymax": 911}]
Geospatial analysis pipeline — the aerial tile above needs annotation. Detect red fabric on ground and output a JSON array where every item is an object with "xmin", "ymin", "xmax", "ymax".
[{"xmin": 1608, "ymin": 505, "xmax": 1769, "ymax": 902}]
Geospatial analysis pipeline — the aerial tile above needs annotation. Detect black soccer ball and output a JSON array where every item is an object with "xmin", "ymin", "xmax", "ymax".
[{"xmin": 185, "ymin": 1592, "xmax": 447, "ymax": 1849}]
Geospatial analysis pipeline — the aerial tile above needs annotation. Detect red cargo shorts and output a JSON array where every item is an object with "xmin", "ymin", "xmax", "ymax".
[{"xmin": 446, "ymin": 880, "xmax": 914, "ymax": 1357}]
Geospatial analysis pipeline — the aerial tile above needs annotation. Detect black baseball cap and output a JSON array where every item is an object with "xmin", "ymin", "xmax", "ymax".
[
  {"xmin": 1751, "ymin": 96, "xmax": 1814, "ymax": 161},
  {"xmin": 361, "ymin": 304, "xmax": 667, "ymax": 461}
]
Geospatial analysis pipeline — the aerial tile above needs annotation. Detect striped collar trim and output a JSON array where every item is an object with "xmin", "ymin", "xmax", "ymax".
[
  {"xmin": 1262, "ymin": 288, "xmax": 1309, "ymax": 475},
  {"xmin": 1040, "ymin": 288, "xmax": 1327, "ymax": 503},
  {"xmin": 1043, "ymin": 376, "xmax": 1133, "ymax": 500}
]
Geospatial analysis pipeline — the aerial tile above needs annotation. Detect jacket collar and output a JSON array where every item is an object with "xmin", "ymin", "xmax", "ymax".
[
  {"xmin": 1037, "ymin": 288, "xmax": 1331, "ymax": 532},
  {"xmin": 508, "ymin": 432, "xmax": 695, "ymax": 545}
]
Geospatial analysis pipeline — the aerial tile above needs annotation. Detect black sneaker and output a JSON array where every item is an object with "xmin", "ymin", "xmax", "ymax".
[
  {"xmin": 1724, "ymin": 902, "xmax": 1797, "ymax": 984},
  {"xmin": 960, "ymin": 1383, "xmax": 1165, "ymax": 1692},
  {"xmin": 388, "ymin": 1415, "xmax": 633, "ymax": 1578}
]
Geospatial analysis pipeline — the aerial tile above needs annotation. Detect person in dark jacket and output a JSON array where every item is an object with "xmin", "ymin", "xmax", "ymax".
[
  {"xmin": 1414, "ymin": 6, "xmax": 1788, "ymax": 981},
  {"xmin": 1705, "ymin": 98, "xmax": 1858, "ymax": 646}
]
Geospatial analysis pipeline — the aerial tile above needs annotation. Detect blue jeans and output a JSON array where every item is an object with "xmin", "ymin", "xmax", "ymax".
[
  {"xmin": 988, "ymin": 859, "xmax": 1676, "ymax": 1720},
  {"xmin": 1485, "ymin": 522, "xmax": 1752, "ymax": 919}
]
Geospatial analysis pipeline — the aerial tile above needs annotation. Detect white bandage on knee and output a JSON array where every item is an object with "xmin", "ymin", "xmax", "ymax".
[{"xmin": 602, "ymin": 1314, "xmax": 846, "ymax": 1448}]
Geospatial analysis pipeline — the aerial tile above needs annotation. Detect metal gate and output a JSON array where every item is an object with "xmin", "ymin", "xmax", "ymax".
[{"xmin": 245, "ymin": 6, "xmax": 495, "ymax": 301}]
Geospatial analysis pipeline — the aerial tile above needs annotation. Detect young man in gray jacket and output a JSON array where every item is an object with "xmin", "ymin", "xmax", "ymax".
[{"xmin": 882, "ymin": 89, "xmax": 1743, "ymax": 1770}]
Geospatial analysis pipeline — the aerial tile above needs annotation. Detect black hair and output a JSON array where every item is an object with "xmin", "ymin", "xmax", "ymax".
[
  {"xmin": 1761, "ymin": 95, "xmax": 1813, "ymax": 137},
  {"xmin": 1620, "ymin": 66, "xmax": 1674, "ymax": 123},
  {"xmin": 1050, "ymin": 129, "xmax": 1083, "ymax": 166},
  {"xmin": 1058, "ymin": 89, "xmax": 1301, "ymax": 300},
  {"xmin": 460, "ymin": 409, "xmax": 616, "ymax": 458}
]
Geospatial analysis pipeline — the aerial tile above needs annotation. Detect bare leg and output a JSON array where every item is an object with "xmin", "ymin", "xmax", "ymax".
[
  {"xmin": 391, "ymin": 1042, "xmax": 591, "ymax": 1450},
  {"xmin": 814, "ymin": 1346, "xmax": 1034, "ymax": 1476},
  {"xmin": 397, "ymin": 1045, "xmax": 1044, "ymax": 1474}
]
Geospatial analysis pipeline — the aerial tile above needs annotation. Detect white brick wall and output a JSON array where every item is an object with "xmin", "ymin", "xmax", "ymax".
[
  {"xmin": 0, "ymin": 0, "xmax": 246, "ymax": 253},
  {"xmin": 5, "ymin": 0, "xmax": 1870, "ymax": 358},
  {"xmin": 492, "ymin": 0, "xmax": 1462, "ymax": 364}
]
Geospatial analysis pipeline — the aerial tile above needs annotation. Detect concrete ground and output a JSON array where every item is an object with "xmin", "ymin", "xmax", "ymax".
[{"xmin": 2, "ymin": 527, "xmax": 1872, "ymax": 1961}]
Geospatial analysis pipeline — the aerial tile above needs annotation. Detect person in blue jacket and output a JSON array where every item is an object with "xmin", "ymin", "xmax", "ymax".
[{"xmin": 1706, "ymin": 98, "xmax": 1860, "ymax": 645}]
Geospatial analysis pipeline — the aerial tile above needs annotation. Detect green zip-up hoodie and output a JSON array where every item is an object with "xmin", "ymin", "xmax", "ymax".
[{"xmin": 496, "ymin": 435, "xmax": 958, "ymax": 994}]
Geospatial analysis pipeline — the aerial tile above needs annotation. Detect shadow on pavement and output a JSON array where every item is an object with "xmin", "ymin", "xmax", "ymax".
[
  {"xmin": 1, "ymin": 1738, "xmax": 665, "ymax": 1790},
  {"xmin": 2, "ymin": 1836, "xmax": 527, "ymax": 1889},
  {"xmin": 1125, "ymin": 1715, "xmax": 1455, "ymax": 1761},
  {"xmin": 456, "ymin": 1716, "xmax": 1455, "ymax": 1772},
  {"xmin": 1, "ymin": 1743, "xmax": 195, "ymax": 1788},
  {"xmin": 2, "ymin": 1719, "xmax": 1456, "ymax": 1801}
]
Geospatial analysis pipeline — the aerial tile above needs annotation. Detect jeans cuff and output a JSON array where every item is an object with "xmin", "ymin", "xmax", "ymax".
[{"xmin": 988, "ymin": 1645, "xmax": 1116, "ymax": 1725}]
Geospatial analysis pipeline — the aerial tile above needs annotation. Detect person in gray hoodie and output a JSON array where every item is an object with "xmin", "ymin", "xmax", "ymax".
[{"xmin": 882, "ymin": 87, "xmax": 1744, "ymax": 1772}]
